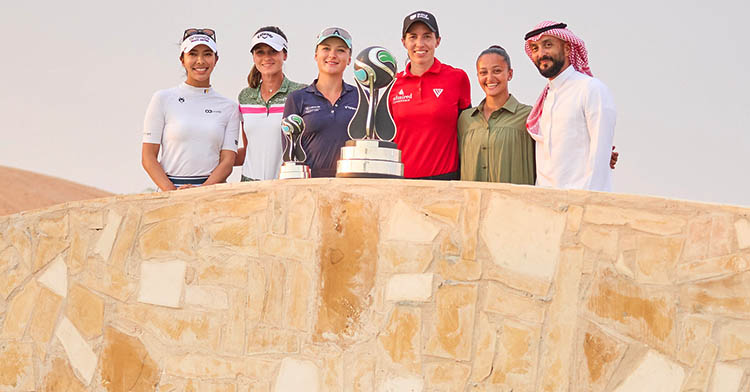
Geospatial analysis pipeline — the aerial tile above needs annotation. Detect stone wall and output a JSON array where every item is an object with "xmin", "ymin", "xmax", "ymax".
[{"xmin": 1, "ymin": 179, "xmax": 749, "ymax": 391}]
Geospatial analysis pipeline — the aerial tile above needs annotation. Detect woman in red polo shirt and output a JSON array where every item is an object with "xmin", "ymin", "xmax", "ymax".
[{"xmin": 389, "ymin": 10, "xmax": 471, "ymax": 180}]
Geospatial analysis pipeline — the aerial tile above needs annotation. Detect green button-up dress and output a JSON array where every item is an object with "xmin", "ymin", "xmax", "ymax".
[{"xmin": 458, "ymin": 95, "xmax": 535, "ymax": 184}]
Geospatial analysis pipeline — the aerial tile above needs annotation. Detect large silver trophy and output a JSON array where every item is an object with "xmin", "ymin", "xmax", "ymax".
[
  {"xmin": 336, "ymin": 46, "xmax": 404, "ymax": 178},
  {"xmin": 279, "ymin": 114, "xmax": 312, "ymax": 179}
]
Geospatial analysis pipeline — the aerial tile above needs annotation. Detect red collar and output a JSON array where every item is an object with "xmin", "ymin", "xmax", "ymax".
[{"xmin": 402, "ymin": 58, "xmax": 443, "ymax": 78}]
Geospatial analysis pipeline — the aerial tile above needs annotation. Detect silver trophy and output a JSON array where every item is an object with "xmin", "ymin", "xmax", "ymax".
[
  {"xmin": 336, "ymin": 46, "xmax": 404, "ymax": 178},
  {"xmin": 279, "ymin": 114, "xmax": 312, "ymax": 179}
]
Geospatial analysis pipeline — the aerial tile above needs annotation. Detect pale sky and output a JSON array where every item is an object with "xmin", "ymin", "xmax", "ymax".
[{"xmin": 1, "ymin": 0, "xmax": 747, "ymax": 206}]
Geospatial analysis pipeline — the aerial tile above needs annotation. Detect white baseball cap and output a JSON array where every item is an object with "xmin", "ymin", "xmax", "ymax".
[
  {"xmin": 250, "ymin": 31, "xmax": 288, "ymax": 53},
  {"xmin": 180, "ymin": 34, "xmax": 218, "ymax": 54}
]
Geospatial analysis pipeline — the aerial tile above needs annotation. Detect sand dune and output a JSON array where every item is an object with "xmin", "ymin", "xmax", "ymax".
[{"xmin": 0, "ymin": 166, "xmax": 113, "ymax": 216}]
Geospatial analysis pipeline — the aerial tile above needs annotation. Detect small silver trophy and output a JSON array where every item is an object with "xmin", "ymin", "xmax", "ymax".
[
  {"xmin": 279, "ymin": 114, "xmax": 312, "ymax": 179},
  {"xmin": 336, "ymin": 46, "xmax": 404, "ymax": 178}
]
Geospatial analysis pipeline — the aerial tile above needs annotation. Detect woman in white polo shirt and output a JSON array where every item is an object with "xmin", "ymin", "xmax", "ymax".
[
  {"xmin": 235, "ymin": 26, "xmax": 306, "ymax": 181},
  {"xmin": 141, "ymin": 28, "xmax": 240, "ymax": 191}
]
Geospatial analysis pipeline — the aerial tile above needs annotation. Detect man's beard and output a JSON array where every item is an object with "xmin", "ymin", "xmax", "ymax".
[{"xmin": 535, "ymin": 55, "xmax": 565, "ymax": 78}]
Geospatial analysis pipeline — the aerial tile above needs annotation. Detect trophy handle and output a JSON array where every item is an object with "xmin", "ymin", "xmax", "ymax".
[
  {"xmin": 282, "ymin": 132, "xmax": 294, "ymax": 162},
  {"xmin": 347, "ymin": 81, "xmax": 369, "ymax": 140},
  {"xmin": 373, "ymin": 81, "xmax": 397, "ymax": 142},
  {"xmin": 293, "ymin": 136, "xmax": 307, "ymax": 162}
]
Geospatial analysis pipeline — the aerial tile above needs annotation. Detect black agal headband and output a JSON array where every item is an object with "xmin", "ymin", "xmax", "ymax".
[{"xmin": 524, "ymin": 23, "xmax": 567, "ymax": 40}]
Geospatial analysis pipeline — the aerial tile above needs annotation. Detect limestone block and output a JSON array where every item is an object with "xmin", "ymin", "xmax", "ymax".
[
  {"xmin": 484, "ymin": 281, "xmax": 546, "ymax": 324},
  {"xmin": 33, "ymin": 236, "xmax": 68, "ymax": 272},
  {"xmin": 42, "ymin": 357, "xmax": 86, "ymax": 392},
  {"xmin": 66, "ymin": 284, "xmax": 104, "ymax": 339},
  {"xmin": 142, "ymin": 202, "xmax": 194, "ymax": 225},
  {"xmin": 385, "ymin": 273, "xmax": 433, "ymax": 302},
  {"xmin": 438, "ymin": 257, "xmax": 481, "ymax": 281},
  {"xmin": 184, "ymin": 285, "xmax": 229, "ymax": 310},
  {"xmin": 163, "ymin": 353, "xmax": 275, "ymax": 380},
  {"xmin": 38, "ymin": 214, "xmax": 69, "ymax": 238},
  {"xmin": 480, "ymin": 194, "xmax": 566, "ymax": 296},
  {"xmin": 344, "ymin": 352, "xmax": 375, "ymax": 392},
  {"xmin": 260, "ymin": 234, "xmax": 313, "ymax": 262},
  {"xmin": 580, "ymin": 226, "xmax": 618, "ymax": 260},
  {"xmin": 0, "ymin": 341, "xmax": 34, "ymax": 390},
  {"xmin": 69, "ymin": 208, "xmax": 104, "ymax": 230},
  {"xmin": 424, "ymin": 361, "xmax": 470, "ymax": 391},
  {"xmin": 634, "ymin": 235, "xmax": 683, "ymax": 284},
  {"xmin": 683, "ymin": 215, "xmax": 711, "ymax": 261},
  {"xmin": 315, "ymin": 195, "xmax": 378, "ymax": 345},
  {"xmin": 676, "ymin": 315, "xmax": 714, "ymax": 366},
  {"xmin": 422, "ymin": 200, "xmax": 461, "ymax": 225},
  {"xmin": 576, "ymin": 323, "xmax": 627, "ymax": 392},
  {"xmin": 275, "ymin": 358, "xmax": 320, "ymax": 392},
  {"xmin": 470, "ymin": 312, "xmax": 496, "ymax": 383},
  {"xmin": 77, "ymin": 262, "xmax": 135, "ymax": 302},
  {"xmin": 379, "ymin": 376, "xmax": 423, "ymax": 392},
  {"xmin": 583, "ymin": 205, "xmax": 686, "ymax": 235},
  {"xmin": 612, "ymin": 350, "xmax": 684, "ymax": 392},
  {"xmin": 736, "ymin": 218, "xmax": 750, "ymax": 249},
  {"xmin": 207, "ymin": 218, "xmax": 259, "ymax": 254},
  {"xmin": 425, "ymin": 283, "xmax": 477, "ymax": 361},
  {"xmin": 675, "ymin": 254, "xmax": 750, "ymax": 283},
  {"xmin": 1, "ymin": 281, "xmax": 40, "ymax": 339},
  {"xmin": 29, "ymin": 287, "xmax": 63, "ymax": 348},
  {"xmin": 287, "ymin": 190, "xmax": 316, "ymax": 239},
  {"xmin": 461, "ymin": 188, "xmax": 482, "ymax": 260},
  {"xmin": 539, "ymin": 247, "xmax": 584, "ymax": 392},
  {"xmin": 196, "ymin": 255, "xmax": 249, "ymax": 287},
  {"xmin": 247, "ymin": 260, "xmax": 266, "ymax": 326},
  {"xmin": 379, "ymin": 241, "xmax": 433, "ymax": 273},
  {"xmin": 261, "ymin": 261, "xmax": 285, "ymax": 327},
  {"xmin": 137, "ymin": 219, "xmax": 195, "ymax": 259},
  {"xmin": 186, "ymin": 380, "xmax": 237, "ymax": 392},
  {"xmin": 138, "ymin": 260, "xmax": 186, "ymax": 308},
  {"xmin": 221, "ymin": 289, "xmax": 246, "ymax": 355},
  {"xmin": 66, "ymin": 231, "xmax": 87, "ymax": 275},
  {"xmin": 439, "ymin": 235, "xmax": 460, "ymax": 256},
  {"xmin": 383, "ymin": 200, "xmax": 440, "ymax": 243},
  {"xmin": 680, "ymin": 271, "xmax": 750, "ymax": 319},
  {"xmin": 585, "ymin": 273, "xmax": 677, "ymax": 355},
  {"xmin": 37, "ymin": 254, "xmax": 68, "ymax": 297},
  {"xmin": 108, "ymin": 208, "xmax": 140, "ymax": 268},
  {"xmin": 285, "ymin": 262, "xmax": 312, "ymax": 331},
  {"xmin": 115, "ymin": 303, "xmax": 222, "ymax": 350},
  {"xmin": 93, "ymin": 210, "xmax": 122, "ymax": 261},
  {"xmin": 196, "ymin": 193, "xmax": 268, "ymax": 220},
  {"xmin": 0, "ymin": 246, "xmax": 30, "ymax": 300},
  {"xmin": 681, "ymin": 343, "xmax": 718, "ymax": 392},
  {"xmin": 566, "ymin": 205, "xmax": 584, "ymax": 233},
  {"xmin": 5, "ymin": 226, "xmax": 32, "ymax": 266},
  {"xmin": 378, "ymin": 306, "xmax": 421, "ymax": 372},
  {"xmin": 718, "ymin": 320, "xmax": 750, "ymax": 360},
  {"xmin": 246, "ymin": 328, "xmax": 299, "ymax": 354},
  {"xmin": 709, "ymin": 214, "xmax": 734, "ymax": 257},
  {"xmin": 55, "ymin": 317, "xmax": 98, "ymax": 385},
  {"xmin": 100, "ymin": 327, "xmax": 159, "ymax": 392},
  {"xmin": 489, "ymin": 319, "xmax": 541, "ymax": 389},
  {"xmin": 709, "ymin": 363, "xmax": 744, "ymax": 392}
]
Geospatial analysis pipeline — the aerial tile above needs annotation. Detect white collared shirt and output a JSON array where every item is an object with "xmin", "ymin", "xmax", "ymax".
[{"xmin": 535, "ymin": 66, "xmax": 616, "ymax": 191}]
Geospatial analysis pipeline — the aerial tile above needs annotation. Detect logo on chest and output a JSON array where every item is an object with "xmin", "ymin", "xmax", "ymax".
[
  {"xmin": 303, "ymin": 105, "xmax": 321, "ymax": 115},
  {"xmin": 205, "ymin": 109, "xmax": 222, "ymax": 114},
  {"xmin": 391, "ymin": 89, "xmax": 412, "ymax": 104},
  {"xmin": 433, "ymin": 88, "xmax": 443, "ymax": 98}
]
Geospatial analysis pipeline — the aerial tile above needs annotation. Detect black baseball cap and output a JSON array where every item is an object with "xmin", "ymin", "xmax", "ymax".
[{"xmin": 402, "ymin": 11, "xmax": 439, "ymax": 38}]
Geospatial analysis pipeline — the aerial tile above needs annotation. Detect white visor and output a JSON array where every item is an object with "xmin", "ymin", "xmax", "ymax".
[
  {"xmin": 181, "ymin": 34, "xmax": 218, "ymax": 54},
  {"xmin": 250, "ymin": 31, "xmax": 288, "ymax": 53}
]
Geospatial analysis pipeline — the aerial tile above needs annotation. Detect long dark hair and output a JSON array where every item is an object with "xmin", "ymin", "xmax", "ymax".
[{"xmin": 247, "ymin": 26, "xmax": 288, "ymax": 88}]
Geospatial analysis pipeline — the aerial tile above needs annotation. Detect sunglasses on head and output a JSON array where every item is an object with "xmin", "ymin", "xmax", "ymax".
[
  {"xmin": 183, "ymin": 28, "xmax": 216, "ymax": 42},
  {"xmin": 318, "ymin": 27, "xmax": 351, "ymax": 42}
]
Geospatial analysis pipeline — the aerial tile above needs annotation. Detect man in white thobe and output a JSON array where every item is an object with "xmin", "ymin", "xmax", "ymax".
[{"xmin": 524, "ymin": 21, "xmax": 616, "ymax": 191}]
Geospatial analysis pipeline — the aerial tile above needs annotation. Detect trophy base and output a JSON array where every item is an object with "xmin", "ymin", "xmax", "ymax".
[
  {"xmin": 336, "ymin": 140, "xmax": 404, "ymax": 178},
  {"xmin": 279, "ymin": 162, "xmax": 311, "ymax": 179}
]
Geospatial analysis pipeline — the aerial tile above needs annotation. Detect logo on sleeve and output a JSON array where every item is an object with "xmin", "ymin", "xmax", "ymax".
[{"xmin": 433, "ymin": 89, "xmax": 443, "ymax": 98}]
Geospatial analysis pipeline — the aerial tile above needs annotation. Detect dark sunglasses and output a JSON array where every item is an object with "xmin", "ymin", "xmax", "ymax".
[{"xmin": 183, "ymin": 28, "xmax": 217, "ymax": 42}]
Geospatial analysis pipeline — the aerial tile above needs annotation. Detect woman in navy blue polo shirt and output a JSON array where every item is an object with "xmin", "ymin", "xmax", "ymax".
[{"xmin": 282, "ymin": 27, "xmax": 358, "ymax": 177}]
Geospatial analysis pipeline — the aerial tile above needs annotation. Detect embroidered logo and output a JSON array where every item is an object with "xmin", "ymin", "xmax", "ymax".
[
  {"xmin": 178, "ymin": 97, "xmax": 185, "ymax": 103},
  {"xmin": 398, "ymin": 89, "xmax": 404, "ymax": 95},
  {"xmin": 392, "ymin": 90, "xmax": 412, "ymax": 104},
  {"xmin": 433, "ymin": 89, "xmax": 443, "ymax": 98},
  {"xmin": 205, "ymin": 109, "xmax": 222, "ymax": 114},
  {"xmin": 303, "ymin": 105, "xmax": 321, "ymax": 115}
]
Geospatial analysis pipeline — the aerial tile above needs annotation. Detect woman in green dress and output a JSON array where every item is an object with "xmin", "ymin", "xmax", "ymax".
[{"xmin": 458, "ymin": 45, "xmax": 536, "ymax": 184}]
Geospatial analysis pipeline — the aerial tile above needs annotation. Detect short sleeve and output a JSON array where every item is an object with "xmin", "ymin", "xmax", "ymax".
[
  {"xmin": 142, "ymin": 91, "xmax": 165, "ymax": 144},
  {"xmin": 222, "ymin": 104, "xmax": 241, "ymax": 152},
  {"xmin": 458, "ymin": 70, "xmax": 472, "ymax": 111}
]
